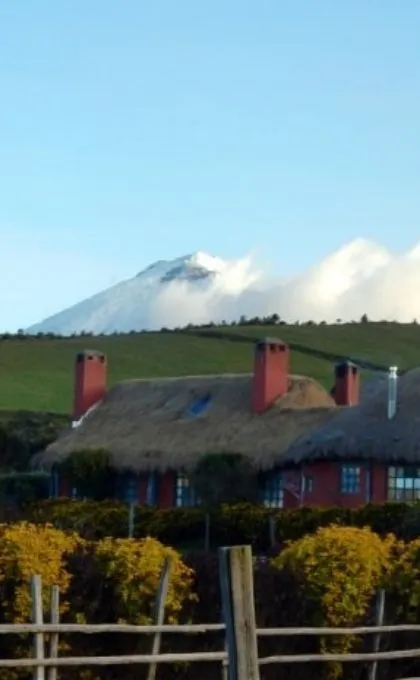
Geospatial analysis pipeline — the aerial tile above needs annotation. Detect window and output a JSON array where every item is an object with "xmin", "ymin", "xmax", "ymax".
[
  {"xmin": 146, "ymin": 472, "xmax": 158, "ymax": 505},
  {"xmin": 186, "ymin": 393, "xmax": 212, "ymax": 417},
  {"xmin": 388, "ymin": 466, "xmax": 420, "ymax": 501},
  {"xmin": 304, "ymin": 475, "xmax": 314, "ymax": 494},
  {"xmin": 115, "ymin": 473, "xmax": 139, "ymax": 504},
  {"xmin": 175, "ymin": 473, "xmax": 199, "ymax": 507},
  {"xmin": 71, "ymin": 486, "xmax": 86, "ymax": 501},
  {"xmin": 340, "ymin": 465, "xmax": 361, "ymax": 494},
  {"xmin": 262, "ymin": 472, "xmax": 284, "ymax": 508},
  {"xmin": 49, "ymin": 470, "xmax": 59, "ymax": 499}
]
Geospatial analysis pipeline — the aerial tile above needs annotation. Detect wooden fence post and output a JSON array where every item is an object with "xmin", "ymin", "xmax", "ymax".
[
  {"xmin": 47, "ymin": 586, "xmax": 60, "ymax": 680},
  {"xmin": 146, "ymin": 557, "xmax": 172, "ymax": 680},
  {"xmin": 368, "ymin": 589, "xmax": 386, "ymax": 680},
  {"xmin": 204, "ymin": 512, "xmax": 211, "ymax": 553},
  {"xmin": 31, "ymin": 574, "xmax": 45, "ymax": 680},
  {"xmin": 268, "ymin": 515, "xmax": 276, "ymax": 549},
  {"xmin": 219, "ymin": 545, "xmax": 260, "ymax": 680},
  {"xmin": 128, "ymin": 502, "xmax": 135, "ymax": 538}
]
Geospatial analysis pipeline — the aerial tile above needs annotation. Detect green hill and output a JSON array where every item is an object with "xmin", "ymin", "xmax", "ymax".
[{"xmin": 0, "ymin": 322, "xmax": 419, "ymax": 413}]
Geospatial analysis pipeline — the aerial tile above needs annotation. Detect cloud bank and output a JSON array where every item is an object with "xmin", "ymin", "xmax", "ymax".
[
  {"xmin": 150, "ymin": 239, "xmax": 420, "ymax": 329},
  {"xmin": 27, "ymin": 238, "xmax": 420, "ymax": 335}
]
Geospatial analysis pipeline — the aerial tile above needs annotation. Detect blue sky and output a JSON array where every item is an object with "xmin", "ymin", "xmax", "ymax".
[{"xmin": 1, "ymin": 1, "xmax": 419, "ymax": 330}]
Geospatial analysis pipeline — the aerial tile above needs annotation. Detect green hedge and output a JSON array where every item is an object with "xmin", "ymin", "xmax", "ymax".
[{"xmin": 20, "ymin": 499, "xmax": 420, "ymax": 549}]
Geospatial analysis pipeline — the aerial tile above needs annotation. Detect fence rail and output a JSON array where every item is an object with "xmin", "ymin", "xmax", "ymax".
[{"xmin": 1, "ymin": 545, "xmax": 420, "ymax": 680}]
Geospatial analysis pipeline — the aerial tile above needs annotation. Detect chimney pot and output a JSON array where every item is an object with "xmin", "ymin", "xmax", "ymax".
[
  {"xmin": 252, "ymin": 338, "xmax": 289, "ymax": 413},
  {"xmin": 333, "ymin": 360, "xmax": 359, "ymax": 406},
  {"xmin": 73, "ymin": 349, "xmax": 107, "ymax": 420},
  {"xmin": 387, "ymin": 366, "xmax": 398, "ymax": 419}
]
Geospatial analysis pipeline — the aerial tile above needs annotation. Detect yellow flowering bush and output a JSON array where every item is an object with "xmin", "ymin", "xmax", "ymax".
[
  {"xmin": 0, "ymin": 521, "xmax": 82, "ymax": 623},
  {"xmin": 272, "ymin": 525, "xmax": 399, "ymax": 678},
  {"xmin": 0, "ymin": 522, "xmax": 82, "ymax": 680},
  {"xmin": 93, "ymin": 535, "xmax": 196, "ymax": 624},
  {"xmin": 390, "ymin": 537, "xmax": 420, "ymax": 617}
]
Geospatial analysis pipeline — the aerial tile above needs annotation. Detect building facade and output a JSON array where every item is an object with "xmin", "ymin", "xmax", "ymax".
[{"xmin": 39, "ymin": 339, "xmax": 413, "ymax": 510}]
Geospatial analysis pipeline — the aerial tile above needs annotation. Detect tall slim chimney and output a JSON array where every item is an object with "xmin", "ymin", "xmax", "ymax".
[
  {"xmin": 252, "ymin": 338, "xmax": 289, "ymax": 414},
  {"xmin": 333, "ymin": 360, "xmax": 359, "ymax": 406},
  {"xmin": 387, "ymin": 366, "xmax": 398, "ymax": 419},
  {"xmin": 73, "ymin": 350, "xmax": 107, "ymax": 420}
]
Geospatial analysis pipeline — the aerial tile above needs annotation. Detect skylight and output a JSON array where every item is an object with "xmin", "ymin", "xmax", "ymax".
[{"xmin": 186, "ymin": 393, "xmax": 212, "ymax": 417}]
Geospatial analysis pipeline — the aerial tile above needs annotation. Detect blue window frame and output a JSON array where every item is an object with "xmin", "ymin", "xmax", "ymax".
[
  {"xmin": 146, "ymin": 472, "xmax": 158, "ymax": 505},
  {"xmin": 388, "ymin": 466, "xmax": 420, "ymax": 501},
  {"xmin": 49, "ymin": 469, "xmax": 59, "ymax": 499},
  {"xmin": 115, "ymin": 473, "xmax": 139, "ymax": 504},
  {"xmin": 175, "ymin": 473, "xmax": 199, "ymax": 507},
  {"xmin": 340, "ymin": 464, "xmax": 361, "ymax": 494},
  {"xmin": 262, "ymin": 471, "xmax": 284, "ymax": 508},
  {"xmin": 70, "ymin": 486, "xmax": 85, "ymax": 500}
]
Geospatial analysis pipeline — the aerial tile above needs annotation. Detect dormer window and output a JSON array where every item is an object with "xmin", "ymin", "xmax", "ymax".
[{"xmin": 186, "ymin": 393, "xmax": 212, "ymax": 417}]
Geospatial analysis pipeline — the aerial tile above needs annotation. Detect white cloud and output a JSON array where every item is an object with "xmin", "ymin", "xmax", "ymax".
[{"xmin": 24, "ymin": 237, "xmax": 420, "ymax": 335}]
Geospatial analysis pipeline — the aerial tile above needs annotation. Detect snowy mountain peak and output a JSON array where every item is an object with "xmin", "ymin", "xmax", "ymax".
[
  {"xmin": 26, "ymin": 239, "xmax": 420, "ymax": 337},
  {"xmin": 138, "ymin": 251, "xmax": 225, "ymax": 277},
  {"xmin": 136, "ymin": 251, "xmax": 227, "ymax": 286}
]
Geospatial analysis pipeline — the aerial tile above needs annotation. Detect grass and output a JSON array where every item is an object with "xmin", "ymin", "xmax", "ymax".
[{"xmin": 0, "ymin": 322, "xmax": 419, "ymax": 413}]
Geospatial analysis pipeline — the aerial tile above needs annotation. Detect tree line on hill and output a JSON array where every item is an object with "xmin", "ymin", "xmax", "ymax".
[
  {"xmin": 0, "ymin": 412, "xmax": 69, "ymax": 504},
  {"xmin": 1, "ymin": 313, "xmax": 417, "ymax": 341}
]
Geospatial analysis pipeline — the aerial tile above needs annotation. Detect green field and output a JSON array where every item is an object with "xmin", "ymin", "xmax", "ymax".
[{"xmin": 0, "ymin": 322, "xmax": 419, "ymax": 413}]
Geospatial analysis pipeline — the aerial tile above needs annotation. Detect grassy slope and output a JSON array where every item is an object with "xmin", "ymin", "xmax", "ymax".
[{"xmin": 0, "ymin": 322, "xmax": 419, "ymax": 413}]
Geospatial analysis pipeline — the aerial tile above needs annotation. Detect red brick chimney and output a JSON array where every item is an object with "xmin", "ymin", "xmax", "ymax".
[
  {"xmin": 333, "ymin": 360, "xmax": 359, "ymax": 406},
  {"xmin": 252, "ymin": 338, "xmax": 289, "ymax": 414},
  {"xmin": 73, "ymin": 350, "xmax": 107, "ymax": 420}
]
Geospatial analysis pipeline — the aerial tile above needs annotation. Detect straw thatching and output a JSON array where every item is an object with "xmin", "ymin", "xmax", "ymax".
[
  {"xmin": 282, "ymin": 368, "xmax": 420, "ymax": 465},
  {"xmin": 35, "ymin": 373, "xmax": 337, "ymax": 473}
]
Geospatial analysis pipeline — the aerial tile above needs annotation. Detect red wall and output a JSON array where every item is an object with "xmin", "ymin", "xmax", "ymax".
[
  {"xmin": 56, "ymin": 464, "xmax": 388, "ymax": 510},
  {"xmin": 58, "ymin": 474, "xmax": 71, "ymax": 497},
  {"xmin": 158, "ymin": 472, "xmax": 175, "ymax": 508},
  {"xmin": 283, "ymin": 461, "xmax": 387, "ymax": 509},
  {"xmin": 138, "ymin": 474, "xmax": 148, "ymax": 504}
]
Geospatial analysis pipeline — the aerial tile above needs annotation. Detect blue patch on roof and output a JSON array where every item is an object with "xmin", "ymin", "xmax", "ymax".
[{"xmin": 186, "ymin": 393, "xmax": 212, "ymax": 417}]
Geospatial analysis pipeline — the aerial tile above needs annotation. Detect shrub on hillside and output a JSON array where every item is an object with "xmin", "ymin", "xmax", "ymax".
[
  {"xmin": 0, "ymin": 522, "xmax": 81, "ymax": 624},
  {"xmin": 272, "ymin": 525, "xmax": 399, "ymax": 679},
  {"xmin": 92, "ymin": 536, "xmax": 195, "ymax": 624},
  {"xmin": 389, "ymin": 537, "xmax": 420, "ymax": 620},
  {"xmin": 0, "ymin": 522, "xmax": 82, "ymax": 679},
  {"xmin": 0, "ymin": 523, "xmax": 195, "ymax": 680},
  {"xmin": 0, "ymin": 412, "xmax": 68, "ymax": 473}
]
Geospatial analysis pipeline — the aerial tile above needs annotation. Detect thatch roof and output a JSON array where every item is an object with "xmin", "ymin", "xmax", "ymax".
[
  {"xmin": 34, "ymin": 374, "xmax": 337, "ymax": 473},
  {"xmin": 282, "ymin": 368, "xmax": 420, "ymax": 465}
]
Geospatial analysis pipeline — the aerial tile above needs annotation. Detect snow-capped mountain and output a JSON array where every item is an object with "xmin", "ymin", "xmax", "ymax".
[
  {"xmin": 26, "ymin": 239, "xmax": 420, "ymax": 335},
  {"xmin": 26, "ymin": 251, "xmax": 259, "ymax": 335}
]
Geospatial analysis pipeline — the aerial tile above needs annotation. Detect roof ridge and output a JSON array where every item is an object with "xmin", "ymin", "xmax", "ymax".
[{"xmin": 115, "ymin": 373, "xmax": 253, "ymax": 385}]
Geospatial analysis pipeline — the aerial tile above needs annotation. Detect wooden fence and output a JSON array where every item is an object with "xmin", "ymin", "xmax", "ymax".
[{"xmin": 1, "ymin": 545, "xmax": 420, "ymax": 680}]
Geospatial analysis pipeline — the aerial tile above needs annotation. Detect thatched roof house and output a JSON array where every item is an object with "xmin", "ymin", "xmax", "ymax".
[
  {"xmin": 282, "ymin": 368, "xmax": 420, "ymax": 466},
  {"xmin": 36, "ymin": 372, "xmax": 337, "ymax": 473},
  {"xmin": 36, "ymin": 339, "xmax": 379, "ymax": 509}
]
